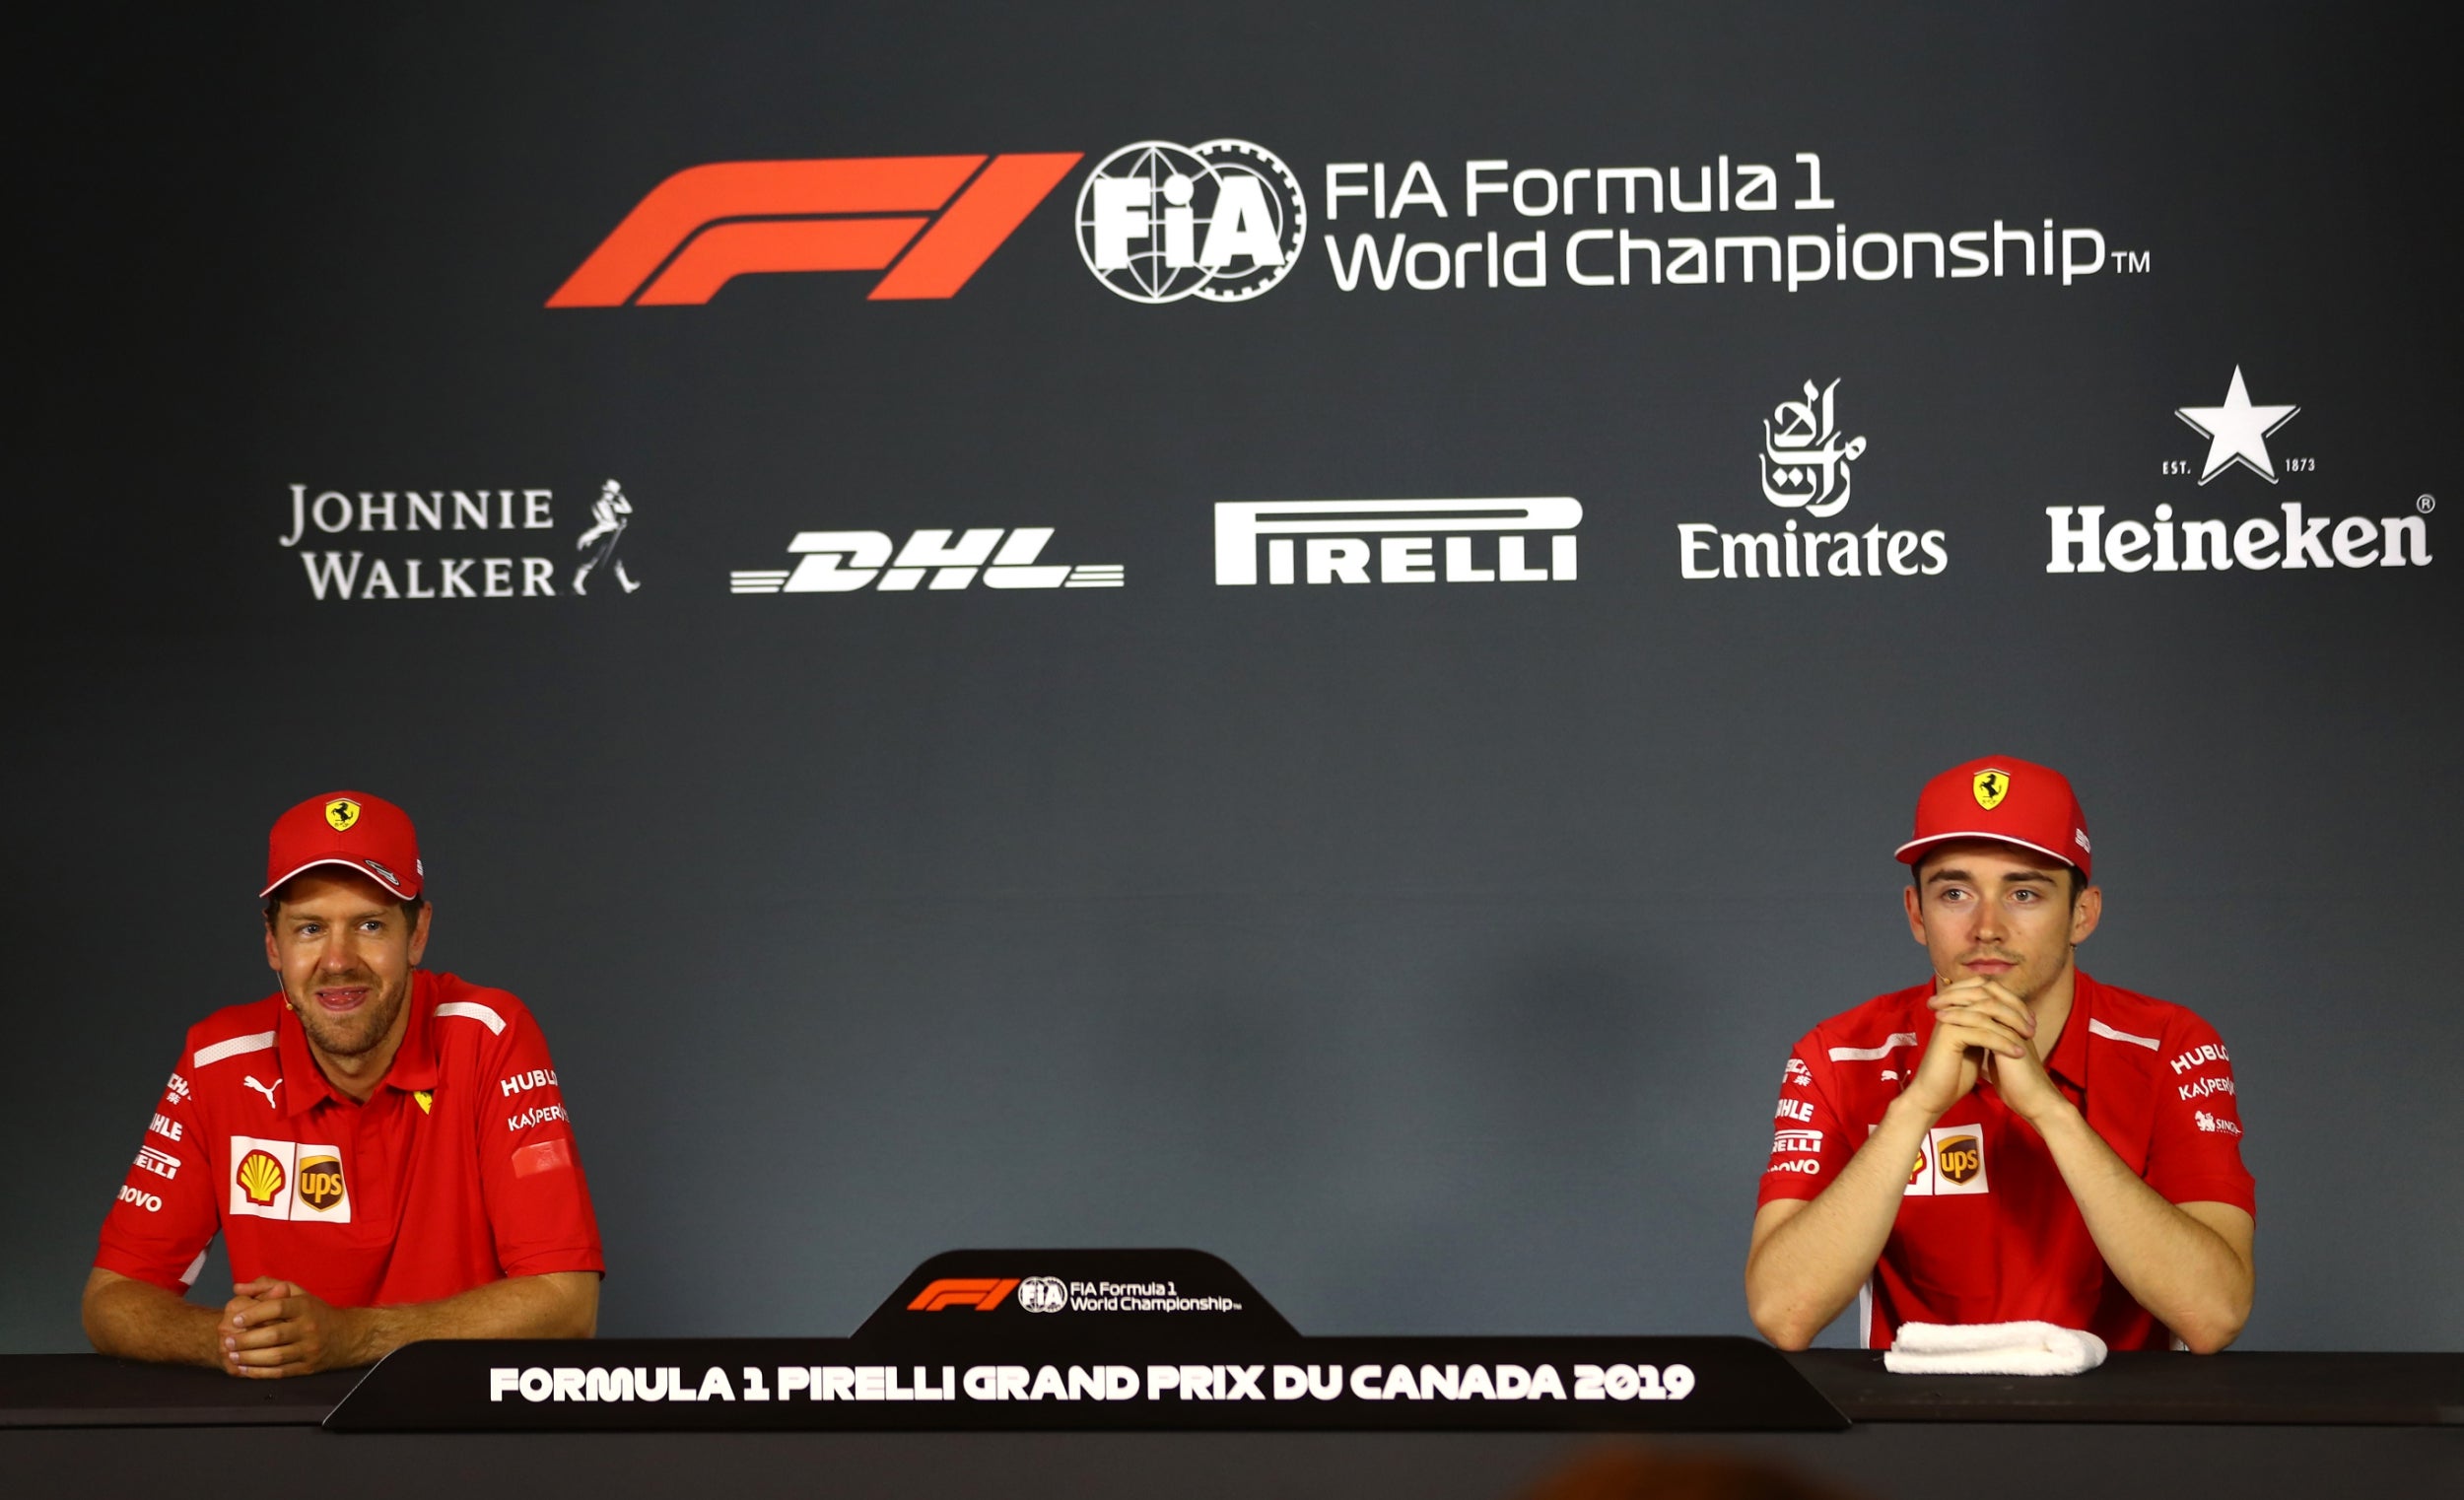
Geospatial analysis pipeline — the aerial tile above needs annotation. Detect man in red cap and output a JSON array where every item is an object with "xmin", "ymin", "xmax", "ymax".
[
  {"xmin": 1744, "ymin": 757, "xmax": 2255, "ymax": 1353},
  {"xmin": 82, "ymin": 791, "xmax": 603, "ymax": 1376}
]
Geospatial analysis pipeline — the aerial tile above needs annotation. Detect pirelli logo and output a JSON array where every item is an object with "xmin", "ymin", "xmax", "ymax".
[{"xmin": 907, "ymin": 1277, "xmax": 1021, "ymax": 1312}]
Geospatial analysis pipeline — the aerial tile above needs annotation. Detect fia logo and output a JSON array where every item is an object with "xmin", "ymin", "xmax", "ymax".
[
  {"xmin": 1076, "ymin": 141, "xmax": 1305, "ymax": 303},
  {"xmin": 1018, "ymin": 1276, "xmax": 1068, "ymax": 1314},
  {"xmin": 1760, "ymin": 379, "xmax": 1867, "ymax": 518}
]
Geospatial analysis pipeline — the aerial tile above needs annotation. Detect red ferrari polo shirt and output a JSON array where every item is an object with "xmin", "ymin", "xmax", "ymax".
[
  {"xmin": 97, "ymin": 970, "xmax": 603, "ymax": 1306},
  {"xmin": 1757, "ymin": 970, "xmax": 2254, "ymax": 1350}
]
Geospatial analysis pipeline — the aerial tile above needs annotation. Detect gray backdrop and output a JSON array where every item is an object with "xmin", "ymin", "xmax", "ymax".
[{"xmin": 11, "ymin": 1, "xmax": 2460, "ymax": 1350}]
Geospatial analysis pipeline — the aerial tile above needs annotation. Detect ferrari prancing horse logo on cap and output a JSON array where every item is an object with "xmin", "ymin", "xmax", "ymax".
[
  {"xmin": 324, "ymin": 797, "xmax": 361, "ymax": 832},
  {"xmin": 1971, "ymin": 770, "xmax": 2010, "ymax": 810}
]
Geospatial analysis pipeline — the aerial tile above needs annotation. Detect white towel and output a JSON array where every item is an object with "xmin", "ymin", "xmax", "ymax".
[{"xmin": 1882, "ymin": 1320, "xmax": 2108, "ymax": 1376}]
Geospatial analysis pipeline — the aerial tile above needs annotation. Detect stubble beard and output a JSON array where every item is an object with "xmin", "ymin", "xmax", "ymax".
[{"xmin": 288, "ymin": 969, "xmax": 408, "ymax": 1059}]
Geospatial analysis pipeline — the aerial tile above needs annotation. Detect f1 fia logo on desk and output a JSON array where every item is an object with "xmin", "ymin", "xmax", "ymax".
[
  {"xmin": 1017, "ymin": 1276, "xmax": 1068, "ymax": 1314},
  {"xmin": 907, "ymin": 1277, "xmax": 1020, "ymax": 1312}
]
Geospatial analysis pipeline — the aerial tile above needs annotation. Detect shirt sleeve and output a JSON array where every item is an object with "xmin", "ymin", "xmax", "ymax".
[
  {"xmin": 475, "ymin": 1010, "xmax": 605, "ymax": 1278},
  {"xmin": 1757, "ymin": 1032, "xmax": 1855, "ymax": 1206},
  {"xmin": 94, "ymin": 1056, "xmax": 220, "ymax": 1293},
  {"xmin": 2142, "ymin": 1013, "xmax": 2256, "ymax": 1216}
]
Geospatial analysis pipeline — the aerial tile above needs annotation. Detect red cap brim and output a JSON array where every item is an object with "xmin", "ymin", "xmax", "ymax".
[{"xmin": 1893, "ymin": 830, "xmax": 2082, "ymax": 870}]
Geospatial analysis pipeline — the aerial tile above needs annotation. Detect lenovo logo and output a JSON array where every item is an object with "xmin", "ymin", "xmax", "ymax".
[
  {"xmin": 549, "ymin": 154, "xmax": 1081, "ymax": 307},
  {"xmin": 907, "ymin": 1277, "xmax": 1021, "ymax": 1312}
]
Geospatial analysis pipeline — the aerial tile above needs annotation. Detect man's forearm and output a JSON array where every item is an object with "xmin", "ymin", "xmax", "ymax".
[
  {"xmin": 1746, "ymin": 1097, "xmax": 1935, "ymax": 1348},
  {"xmin": 82, "ymin": 1270, "xmax": 222, "ymax": 1369},
  {"xmin": 2031, "ymin": 1105, "xmax": 2251, "ymax": 1351},
  {"xmin": 344, "ymin": 1271, "xmax": 599, "ymax": 1365}
]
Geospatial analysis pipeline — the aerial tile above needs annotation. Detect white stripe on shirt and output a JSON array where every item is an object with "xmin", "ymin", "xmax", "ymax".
[
  {"xmin": 434, "ymin": 1000, "xmax": 506, "ymax": 1035},
  {"xmin": 2088, "ymin": 1018, "xmax": 2160, "ymax": 1051},
  {"xmin": 192, "ymin": 1030, "xmax": 276, "ymax": 1067},
  {"xmin": 1828, "ymin": 1032, "xmax": 1919, "ymax": 1061}
]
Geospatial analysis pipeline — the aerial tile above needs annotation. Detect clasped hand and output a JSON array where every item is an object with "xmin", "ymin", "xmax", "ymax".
[
  {"xmin": 1902, "ymin": 978, "xmax": 2069, "ymax": 1125},
  {"xmin": 218, "ymin": 1277, "xmax": 362, "ymax": 1377}
]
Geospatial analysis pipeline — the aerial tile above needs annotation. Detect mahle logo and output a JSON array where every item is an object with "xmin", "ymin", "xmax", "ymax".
[{"xmin": 1077, "ymin": 140, "xmax": 1305, "ymax": 303}]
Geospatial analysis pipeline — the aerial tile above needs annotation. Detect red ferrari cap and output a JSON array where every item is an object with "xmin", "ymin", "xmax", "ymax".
[
  {"xmin": 1894, "ymin": 756, "xmax": 2092, "ymax": 880},
  {"xmin": 261, "ymin": 790, "xmax": 424, "ymax": 901}
]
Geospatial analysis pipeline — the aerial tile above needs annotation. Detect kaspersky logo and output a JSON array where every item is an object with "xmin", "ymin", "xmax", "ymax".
[{"xmin": 547, "ymin": 155, "xmax": 1081, "ymax": 306}]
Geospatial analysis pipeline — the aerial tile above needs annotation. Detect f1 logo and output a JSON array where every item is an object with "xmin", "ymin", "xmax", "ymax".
[
  {"xmin": 907, "ymin": 1277, "xmax": 1022, "ymax": 1312},
  {"xmin": 548, "ymin": 154, "xmax": 1081, "ymax": 307}
]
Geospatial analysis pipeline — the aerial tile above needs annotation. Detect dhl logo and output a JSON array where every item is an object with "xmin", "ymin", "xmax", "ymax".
[
  {"xmin": 548, "ymin": 154, "xmax": 1081, "ymax": 307},
  {"xmin": 236, "ymin": 1148, "xmax": 286, "ymax": 1206},
  {"xmin": 907, "ymin": 1277, "xmax": 1021, "ymax": 1312}
]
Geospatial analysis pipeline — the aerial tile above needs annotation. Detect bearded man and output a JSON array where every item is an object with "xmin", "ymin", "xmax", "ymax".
[{"xmin": 84, "ymin": 791, "xmax": 602, "ymax": 1376}]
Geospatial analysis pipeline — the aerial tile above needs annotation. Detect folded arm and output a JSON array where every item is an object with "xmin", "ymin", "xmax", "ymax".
[
  {"xmin": 2030, "ymin": 1107, "xmax": 2252, "ymax": 1352},
  {"xmin": 1745, "ymin": 1093, "xmax": 1934, "ymax": 1348}
]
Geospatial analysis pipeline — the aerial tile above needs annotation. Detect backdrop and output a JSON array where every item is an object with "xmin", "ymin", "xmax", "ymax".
[{"xmin": 12, "ymin": 1, "xmax": 2459, "ymax": 1351}]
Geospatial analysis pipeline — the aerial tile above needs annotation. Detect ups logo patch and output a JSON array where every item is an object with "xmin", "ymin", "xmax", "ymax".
[
  {"xmin": 1937, "ymin": 1134, "xmax": 1983, "ymax": 1185},
  {"xmin": 297, "ymin": 1154, "xmax": 347, "ymax": 1212}
]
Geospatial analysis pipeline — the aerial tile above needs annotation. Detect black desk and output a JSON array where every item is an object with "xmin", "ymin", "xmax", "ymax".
[{"xmin": 5, "ymin": 1351, "xmax": 2457, "ymax": 1499}]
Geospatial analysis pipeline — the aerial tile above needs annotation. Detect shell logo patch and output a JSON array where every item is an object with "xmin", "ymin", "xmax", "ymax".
[
  {"xmin": 414, "ymin": 1090, "xmax": 434, "ymax": 1114},
  {"xmin": 1971, "ymin": 769, "xmax": 2011, "ymax": 810},
  {"xmin": 236, "ymin": 1149, "xmax": 287, "ymax": 1206},
  {"xmin": 324, "ymin": 797, "xmax": 362, "ymax": 832},
  {"xmin": 1890, "ymin": 1125, "xmax": 1991, "ymax": 1196},
  {"xmin": 228, "ymin": 1136, "xmax": 353, "ymax": 1222}
]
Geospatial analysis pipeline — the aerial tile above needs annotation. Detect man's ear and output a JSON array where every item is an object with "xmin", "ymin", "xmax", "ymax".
[
  {"xmin": 1903, "ymin": 882, "xmax": 1927, "ymax": 944},
  {"xmin": 2069, "ymin": 884, "xmax": 2103, "ymax": 945},
  {"xmin": 407, "ymin": 902, "xmax": 434, "ymax": 968},
  {"xmin": 263, "ymin": 914, "xmax": 281, "ymax": 972}
]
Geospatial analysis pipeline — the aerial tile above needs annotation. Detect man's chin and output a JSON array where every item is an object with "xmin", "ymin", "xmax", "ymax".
[{"xmin": 292, "ymin": 996, "xmax": 399, "ymax": 1058}]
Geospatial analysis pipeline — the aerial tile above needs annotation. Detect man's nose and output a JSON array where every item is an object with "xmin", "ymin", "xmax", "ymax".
[
  {"xmin": 1970, "ymin": 898, "xmax": 2007, "ymax": 940},
  {"xmin": 318, "ymin": 933, "xmax": 361, "ymax": 971}
]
